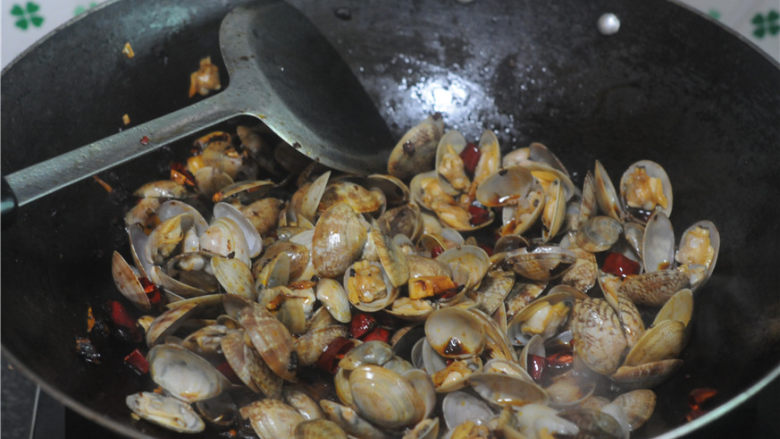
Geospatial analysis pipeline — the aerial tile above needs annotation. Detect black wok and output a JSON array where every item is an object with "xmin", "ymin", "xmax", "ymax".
[{"xmin": 2, "ymin": 0, "xmax": 779, "ymax": 437}]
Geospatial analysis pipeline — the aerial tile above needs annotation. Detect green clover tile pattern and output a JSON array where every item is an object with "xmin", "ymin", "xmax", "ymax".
[
  {"xmin": 74, "ymin": 2, "xmax": 98, "ymax": 16},
  {"xmin": 10, "ymin": 2, "xmax": 44, "ymax": 30},
  {"xmin": 751, "ymin": 10, "xmax": 780, "ymax": 39}
]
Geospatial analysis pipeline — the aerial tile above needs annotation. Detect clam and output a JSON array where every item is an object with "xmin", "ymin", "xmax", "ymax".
[
  {"xmin": 468, "ymin": 130, "xmax": 502, "ymax": 196},
  {"xmin": 611, "ymin": 359, "xmax": 683, "ymax": 390},
  {"xmin": 620, "ymin": 160, "xmax": 673, "ymax": 222},
  {"xmin": 559, "ymin": 408, "xmax": 626, "ymax": 439},
  {"xmin": 241, "ymin": 197, "xmax": 283, "ymax": 236},
  {"xmin": 622, "ymin": 319, "xmax": 686, "ymax": 367},
  {"xmin": 147, "ymin": 344, "xmax": 227, "ymax": 402},
  {"xmin": 504, "ymin": 280, "xmax": 546, "ymax": 319},
  {"xmin": 611, "ymin": 389, "xmax": 656, "ymax": 431},
  {"xmin": 642, "ymin": 210, "xmax": 675, "ymax": 273},
  {"xmin": 368, "ymin": 228, "xmax": 409, "ymax": 288},
  {"xmin": 146, "ymin": 302, "xmax": 200, "ymax": 346},
  {"xmin": 377, "ymin": 203, "xmax": 423, "ymax": 242},
  {"xmin": 213, "ymin": 202, "xmax": 263, "ymax": 257},
  {"xmin": 294, "ymin": 419, "xmax": 347, "ymax": 439},
  {"xmin": 194, "ymin": 166, "xmax": 233, "ymax": 197},
  {"xmin": 505, "ymin": 245, "xmax": 577, "ymax": 281},
  {"xmin": 349, "ymin": 364, "xmax": 426, "ymax": 429},
  {"xmin": 442, "ymin": 391, "xmax": 495, "ymax": 431},
  {"xmin": 295, "ymin": 325, "xmax": 349, "ymax": 366},
  {"xmin": 315, "ymin": 278, "xmax": 351, "ymax": 323},
  {"xmin": 472, "ymin": 269, "xmax": 515, "ymax": 315},
  {"xmin": 200, "ymin": 217, "xmax": 251, "ymax": 267},
  {"xmin": 499, "ymin": 183, "xmax": 544, "ymax": 236},
  {"xmin": 436, "ymin": 245, "xmax": 490, "ymax": 293},
  {"xmin": 560, "ymin": 247, "xmax": 598, "ymax": 293},
  {"xmin": 255, "ymin": 241, "xmax": 309, "ymax": 283},
  {"xmin": 387, "ymin": 114, "xmax": 445, "ymax": 181},
  {"xmin": 238, "ymin": 303, "xmax": 297, "ymax": 381},
  {"xmin": 284, "ymin": 386, "xmax": 324, "ymax": 421},
  {"xmin": 124, "ymin": 197, "xmax": 161, "ymax": 228},
  {"xmin": 594, "ymin": 160, "xmax": 625, "ymax": 221},
  {"xmin": 126, "ymin": 392, "xmax": 205, "ymax": 433},
  {"xmin": 546, "ymin": 371, "xmax": 597, "ymax": 408},
  {"xmin": 435, "ymin": 130, "xmax": 469, "ymax": 193},
  {"xmin": 162, "ymin": 252, "xmax": 220, "ymax": 295},
  {"xmin": 468, "ymin": 372, "xmax": 548, "ymax": 408},
  {"xmin": 613, "ymin": 291, "xmax": 646, "ymax": 349},
  {"xmin": 146, "ymin": 213, "xmax": 194, "ymax": 265},
  {"xmin": 134, "ymin": 180, "xmax": 188, "ymax": 199},
  {"xmin": 652, "ymin": 288, "xmax": 693, "ymax": 327},
  {"xmin": 619, "ymin": 270, "xmax": 689, "ymax": 307},
  {"xmin": 240, "ymin": 399, "xmax": 305, "ymax": 439},
  {"xmin": 181, "ymin": 324, "xmax": 227, "ymax": 356},
  {"xmin": 507, "ymin": 290, "xmax": 579, "ymax": 345},
  {"xmin": 344, "ymin": 260, "xmax": 398, "ymax": 312},
  {"xmin": 339, "ymin": 340, "xmax": 395, "ymax": 371},
  {"xmin": 403, "ymin": 418, "xmax": 439, "ymax": 439},
  {"xmin": 312, "ymin": 202, "xmax": 368, "ymax": 278},
  {"xmin": 319, "ymin": 180, "xmax": 385, "ymax": 215},
  {"xmin": 210, "ymin": 256, "xmax": 256, "ymax": 300},
  {"xmin": 572, "ymin": 170, "xmax": 597, "ymax": 231},
  {"xmin": 475, "ymin": 166, "xmax": 535, "ymax": 208},
  {"xmin": 220, "ymin": 330, "xmax": 282, "ymax": 397},
  {"xmin": 111, "ymin": 251, "xmax": 150, "ymax": 311},
  {"xmin": 575, "ymin": 216, "xmax": 623, "ymax": 253},
  {"xmin": 212, "ymin": 179, "xmax": 274, "ymax": 205},
  {"xmin": 255, "ymin": 252, "xmax": 291, "ymax": 290},
  {"xmin": 570, "ymin": 298, "xmax": 627, "ymax": 375},
  {"xmin": 425, "ymin": 307, "xmax": 486, "ymax": 359},
  {"xmin": 675, "ymin": 220, "xmax": 720, "ymax": 290},
  {"xmin": 540, "ymin": 177, "xmax": 567, "ymax": 242},
  {"xmin": 320, "ymin": 400, "xmax": 390, "ymax": 439}
]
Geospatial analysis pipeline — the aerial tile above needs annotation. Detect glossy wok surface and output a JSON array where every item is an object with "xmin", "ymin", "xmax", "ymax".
[{"xmin": 2, "ymin": 0, "xmax": 779, "ymax": 437}]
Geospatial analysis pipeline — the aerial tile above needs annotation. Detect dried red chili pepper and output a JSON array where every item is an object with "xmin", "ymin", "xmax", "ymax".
[
  {"xmin": 430, "ymin": 245, "xmax": 444, "ymax": 258},
  {"xmin": 685, "ymin": 387, "xmax": 718, "ymax": 421},
  {"xmin": 529, "ymin": 354, "xmax": 546, "ymax": 381},
  {"xmin": 140, "ymin": 136, "xmax": 150, "ymax": 145},
  {"xmin": 350, "ymin": 313, "xmax": 377, "ymax": 339},
  {"xmin": 362, "ymin": 327, "xmax": 390, "ymax": 344},
  {"xmin": 170, "ymin": 162, "xmax": 196, "ymax": 186},
  {"xmin": 110, "ymin": 300, "xmax": 137, "ymax": 330},
  {"xmin": 545, "ymin": 352, "xmax": 574, "ymax": 371},
  {"xmin": 460, "ymin": 142, "xmax": 481, "ymax": 175},
  {"xmin": 602, "ymin": 252, "xmax": 641, "ymax": 279},
  {"xmin": 317, "ymin": 337, "xmax": 355, "ymax": 374},
  {"xmin": 139, "ymin": 277, "xmax": 162, "ymax": 306},
  {"xmin": 124, "ymin": 349, "xmax": 149, "ymax": 375},
  {"xmin": 468, "ymin": 204, "xmax": 490, "ymax": 225}
]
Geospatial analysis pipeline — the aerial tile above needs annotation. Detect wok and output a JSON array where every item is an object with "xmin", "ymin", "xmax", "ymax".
[{"xmin": 2, "ymin": 0, "xmax": 779, "ymax": 437}]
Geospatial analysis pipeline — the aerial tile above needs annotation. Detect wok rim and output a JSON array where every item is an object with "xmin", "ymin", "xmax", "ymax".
[{"xmin": 2, "ymin": 0, "xmax": 779, "ymax": 437}]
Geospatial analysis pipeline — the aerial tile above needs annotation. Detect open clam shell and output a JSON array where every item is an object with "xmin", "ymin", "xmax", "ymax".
[
  {"xmin": 575, "ymin": 216, "xmax": 623, "ymax": 253},
  {"xmin": 435, "ymin": 130, "xmax": 469, "ymax": 195},
  {"xmin": 611, "ymin": 359, "xmax": 683, "ymax": 390},
  {"xmin": 344, "ymin": 260, "xmax": 399, "ymax": 312},
  {"xmin": 620, "ymin": 160, "xmax": 673, "ymax": 222},
  {"xmin": 148, "ymin": 344, "xmax": 228, "ymax": 403},
  {"xmin": 499, "ymin": 183, "xmax": 544, "ymax": 236},
  {"xmin": 211, "ymin": 256, "xmax": 256, "ymax": 301},
  {"xmin": 126, "ymin": 392, "xmax": 205, "ymax": 433},
  {"xmin": 349, "ymin": 364, "xmax": 426, "ymax": 429},
  {"xmin": 111, "ymin": 251, "xmax": 151, "ymax": 311},
  {"xmin": 622, "ymin": 319, "xmax": 686, "ymax": 367},
  {"xmin": 436, "ymin": 245, "xmax": 490, "ymax": 293},
  {"xmin": 594, "ymin": 160, "xmax": 625, "ymax": 221},
  {"xmin": 652, "ymin": 288, "xmax": 693, "ymax": 328},
  {"xmin": 315, "ymin": 278, "xmax": 351, "ymax": 323},
  {"xmin": 675, "ymin": 220, "xmax": 720, "ymax": 291},
  {"xmin": 320, "ymin": 399, "xmax": 390, "ymax": 439},
  {"xmin": 642, "ymin": 209, "xmax": 675, "ymax": 273},
  {"xmin": 213, "ymin": 202, "xmax": 263, "ymax": 257},
  {"xmin": 442, "ymin": 391, "xmax": 495, "ymax": 431},
  {"xmin": 505, "ymin": 245, "xmax": 577, "ymax": 281},
  {"xmin": 467, "ymin": 372, "xmax": 548, "ymax": 408},
  {"xmin": 425, "ymin": 307, "xmax": 486, "ymax": 359},
  {"xmin": 475, "ymin": 166, "xmax": 535, "ymax": 208},
  {"xmin": 240, "ymin": 399, "xmax": 305, "ymax": 439},
  {"xmin": 507, "ymin": 290, "xmax": 580, "ymax": 346}
]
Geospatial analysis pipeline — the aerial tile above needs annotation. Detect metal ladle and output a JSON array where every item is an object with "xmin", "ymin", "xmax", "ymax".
[{"xmin": 1, "ymin": 1, "xmax": 393, "ymax": 222}]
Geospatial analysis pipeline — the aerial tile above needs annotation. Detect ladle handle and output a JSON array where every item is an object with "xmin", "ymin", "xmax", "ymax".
[{"xmin": 2, "ymin": 90, "xmax": 241, "ymax": 224}]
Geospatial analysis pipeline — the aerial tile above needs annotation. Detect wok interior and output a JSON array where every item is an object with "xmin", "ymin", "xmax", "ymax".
[{"xmin": 2, "ymin": 0, "xmax": 779, "ymax": 437}]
